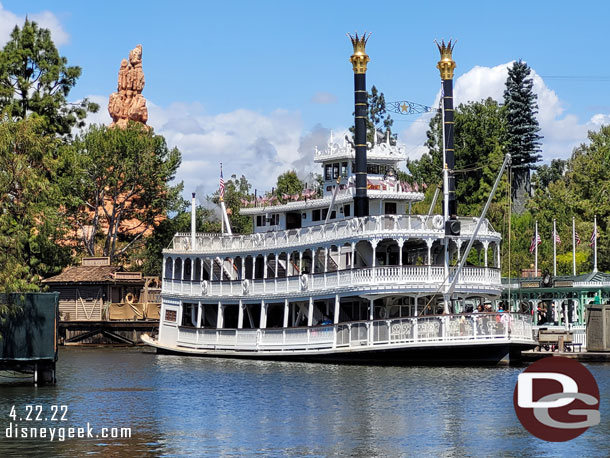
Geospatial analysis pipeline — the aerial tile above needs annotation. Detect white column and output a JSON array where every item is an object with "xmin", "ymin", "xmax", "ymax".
[
  {"xmin": 172, "ymin": 258, "xmax": 176, "ymax": 280},
  {"xmin": 324, "ymin": 247, "xmax": 328, "ymax": 272},
  {"xmin": 308, "ymin": 297, "xmax": 314, "ymax": 326},
  {"xmin": 351, "ymin": 243, "xmax": 356, "ymax": 269},
  {"xmin": 260, "ymin": 300, "xmax": 267, "ymax": 328},
  {"xmin": 275, "ymin": 253, "xmax": 279, "ymax": 278},
  {"xmin": 496, "ymin": 244, "xmax": 500, "ymax": 270},
  {"xmin": 238, "ymin": 300, "xmax": 244, "ymax": 329},
  {"xmin": 241, "ymin": 257, "xmax": 245, "ymax": 280},
  {"xmin": 483, "ymin": 241, "xmax": 489, "ymax": 267},
  {"xmin": 196, "ymin": 301, "xmax": 202, "ymax": 328},
  {"xmin": 200, "ymin": 258, "xmax": 204, "ymax": 281},
  {"xmin": 398, "ymin": 239, "xmax": 404, "ymax": 266},
  {"xmin": 299, "ymin": 251, "xmax": 303, "ymax": 273},
  {"xmin": 427, "ymin": 240, "xmax": 433, "ymax": 282},
  {"xmin": 263, "ymin": 254, "xmax": 268, "ymax": 279},
  {"xmin": 283, "ymin": 299, "xmax": 289, "ymax": 328},
  {"xmin": 216, "ymin": 302, "xmax": 223, "ymax": 329},
  {"xmin": 220, "ymin": 258, "xmax": 225, "ymax": 282},
  {"xmin": 334, "ymin": 295, "xmax": 340, "ymax": 324},
  {"xmin": 191, "ymin": 192, "xmax": 196, "ymax": 250},
  {"xmin": 369, "ymin": 299, "xmax": 374, "ymax": 321},
  {"xmin": 180, "ymin": 257, "xmax": 185, "ymax": 281},
  {"xmin": 162, "ymin": 257, "xmax": 166, "ymax": 280}
]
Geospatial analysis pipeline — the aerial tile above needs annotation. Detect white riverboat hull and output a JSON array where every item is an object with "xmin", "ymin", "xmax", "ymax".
[{"xmin": 142, "ymin": 313, "xmax": 536, "ymax": 365}]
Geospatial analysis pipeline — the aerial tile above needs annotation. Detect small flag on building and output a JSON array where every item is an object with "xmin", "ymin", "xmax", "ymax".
[
  {"xmin": 554, "ymin": 231, "xmax": 561, "ymax": 245},
  {"xmin": 590, "ymin": 226, "xmax": 597, "ymax": 246},
  {"xmin": 529, "ymin": 233, "xmax": 541, "ymax": 253},
  {"xmin": 575, "ymin": 232, "xmax": 581, "ymax": 245}
]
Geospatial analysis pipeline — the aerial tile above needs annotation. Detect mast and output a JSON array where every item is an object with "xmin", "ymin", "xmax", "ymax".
[
  {"xmin": 436, "ymin": 40, "xmax": 459, "ymax": 312},
  {"xmin": 349, "ymin": 32, "xmax": 370, "ymax": 218}
]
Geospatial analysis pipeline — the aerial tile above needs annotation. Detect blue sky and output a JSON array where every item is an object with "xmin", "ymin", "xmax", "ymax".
[{"xmin": 3, "ymin": 1, "xmax": 610, "ymax": 198}]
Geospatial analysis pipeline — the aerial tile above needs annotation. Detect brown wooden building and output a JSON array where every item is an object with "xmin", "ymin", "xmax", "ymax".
[{"xmin": 42, "ymin": 257, "xmax": 160, "ymax": 321}]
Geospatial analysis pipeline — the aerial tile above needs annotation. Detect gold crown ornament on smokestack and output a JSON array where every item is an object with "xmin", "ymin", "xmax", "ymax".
[
  {"xmin": 435, "ymin": 39, "xmax": 456, "ymax": 80},
  {"xmin": 348, "ymin": 32, "xmax": 370, "ymax": 74}
]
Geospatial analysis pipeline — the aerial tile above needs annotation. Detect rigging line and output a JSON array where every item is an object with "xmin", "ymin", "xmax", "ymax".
[{"xmin": 508, "ymin": 165, "xmax": 512, "ymax": 310}]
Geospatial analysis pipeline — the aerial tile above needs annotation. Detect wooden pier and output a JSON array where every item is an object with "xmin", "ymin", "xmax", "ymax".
[{"xmin": 59, "ymin": 320, "xmax": 158, "ymax": 345}]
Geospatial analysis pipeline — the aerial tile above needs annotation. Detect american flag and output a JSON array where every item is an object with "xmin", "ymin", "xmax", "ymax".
[
  {"xmin": 554, "ymin": 231, "xmax": 561, "ymax": 245},
  {"xmin": 575, "ymin": 232, "xmax": 581, "ymax": 245},
  {"xmin": 529, "ymin": 233, "xmax": 541, "ymax": 253},
  {"xmin": 590, "ymin": 226, "xmax": 597, "ymax": 246},
  {"xmin": 219, "ymin": 164, "xmax": 225, "ymax": 200}
]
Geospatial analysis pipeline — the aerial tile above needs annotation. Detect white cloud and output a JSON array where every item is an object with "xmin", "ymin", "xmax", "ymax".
[
  {"xmin": 401, "ymin": 61, "xmax": 610, "ymax": 164},
  {"xmin": 0, "ymin": 3, "xmax": 69, "ymax": 46},
  {"xmin": 310, "ymin": 92, "xmax": 338, "ymax": 104}
]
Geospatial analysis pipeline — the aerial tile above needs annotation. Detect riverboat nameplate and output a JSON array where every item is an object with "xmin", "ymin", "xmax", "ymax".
[{"xmin": 554, "ymin": 280, "xmax": 573, "ymax": 288}]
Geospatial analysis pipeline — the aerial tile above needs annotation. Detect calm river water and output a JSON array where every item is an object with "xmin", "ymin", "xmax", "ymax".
[{"xmin": 0, "ymin": 347, "xmax": 608, "ymax": 457}]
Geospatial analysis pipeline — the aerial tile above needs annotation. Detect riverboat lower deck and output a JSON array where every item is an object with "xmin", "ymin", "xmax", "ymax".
[{"xmin": 144, "ymin": 311, "xmax": 534, "ymax": 365}]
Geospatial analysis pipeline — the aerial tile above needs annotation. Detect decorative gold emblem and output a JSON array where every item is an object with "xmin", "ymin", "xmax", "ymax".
[
  {"xmin": 435, "ymin": 39, "xmax": 456, "ymax": 80},
  {"xmin": 348, "ymin": 32, "xmax": 370, "ymax": 74}
]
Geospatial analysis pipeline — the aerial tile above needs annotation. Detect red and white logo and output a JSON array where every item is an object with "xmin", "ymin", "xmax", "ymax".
[{"xmin": 513, "ymin": 356, "xmax": 600, "ymax": 442}]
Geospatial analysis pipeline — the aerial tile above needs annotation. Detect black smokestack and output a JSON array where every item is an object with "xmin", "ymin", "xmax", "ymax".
[
  {"xmin": 349, "ymin": 32, "xmax": 370, "ymax": 218},
  {"xmin": 436, "ymin": 40, "xmax": 459, "ymax": 229}
]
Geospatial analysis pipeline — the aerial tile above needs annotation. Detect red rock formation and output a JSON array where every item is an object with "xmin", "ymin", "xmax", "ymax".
[{"xmin": 108, "ymin": 45, "xmax": 149, "ymax": 128}]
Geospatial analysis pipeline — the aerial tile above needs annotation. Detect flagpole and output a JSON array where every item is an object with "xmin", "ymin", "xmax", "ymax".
[
  {"xmin": 593, "ymin": 214, "xmax": 598, "ymax": 273},
  {"xmin": 572, "ymin": 216, "xmax": 576, "ymax": 276},
  {"xmin": 535, "ymin": 220, "xmax": 538, "ymax": 276},
  {"xmin": 553, "ymin": 219, "xmax": 557, "ymax": 276}
]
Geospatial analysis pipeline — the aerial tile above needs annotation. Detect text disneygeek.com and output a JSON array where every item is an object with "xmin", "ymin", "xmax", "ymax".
[{"xmin": 4, "ymin": 423, "xmax": 132, "ymax": 441}]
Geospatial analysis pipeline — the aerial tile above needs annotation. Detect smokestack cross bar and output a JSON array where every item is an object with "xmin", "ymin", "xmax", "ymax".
[
  {"xmin": 348, "ymin": 32, "xmax": 370, "ymax": 218},
  {"xmin": 436, "ymin": 40, "xmax": 460, "ymax": 236}
]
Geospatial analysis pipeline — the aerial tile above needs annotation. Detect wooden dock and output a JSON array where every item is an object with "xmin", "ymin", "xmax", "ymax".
[
  {"xmin": 59, "ymin": 320, "xmax": 158, "ymax": 345},
  {"xmin": 522, "ymin": 350, "xmax": 610, "ymax": 363}
]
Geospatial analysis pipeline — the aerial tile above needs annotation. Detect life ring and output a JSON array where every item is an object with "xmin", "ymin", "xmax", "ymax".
[
  {"xmin": 201, "ymin": 280, "xmax": 209, "ymax": 295},
  {"xmin": 432, "ymin": 214, "xmax": 444, "ymax": 229},
  {"xmin": 300, "ymin": 274, "xmax": 308, "ymax": 290},
  {"xmin": 125, "ymin": 293, "xmax": 135, "ymax": 304},
  {"xmin": 242, "ymin": 279, "xmax": 250, "ymax": 295}
]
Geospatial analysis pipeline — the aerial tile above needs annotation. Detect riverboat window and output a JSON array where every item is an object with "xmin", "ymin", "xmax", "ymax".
[
  {"xmin": 385, "ymin": 202, "xmax": 397, "ymax": 215},
  {"xmin": 302, "ymin": 213, "xmax": 306, "ymax": 220},
  {"xmin": 333, "ymin": 163, "xmax": 340, "ymax": 179},
  {"xmin": 325, "ymin": 164, "xmax": 332, "ymax": 181},
  {"xmin": 312, "ymin": 209, "xmax": 321, "ymax": 221},
  {"xmin": 270, "ymin": 214, "xmax": 279, "ymax": 226},
  {"xmin": 256, "ymin": 215, "xmax": 266, "ymax": 226},
  {"xmin": 165, "ymin": 309, "xmax": 177, "ymax": 322},
  {"xmin": 367, "ymin": 164, "xmax": 380, "ymax": 174},
  {"xmin": 344, "ymin": 204, "xmax": 351, "ymax": 217},
  {"xmin": 330, "ymin": 210, "xmax": 336, "ymax": 219},
  {"xmin": 181, "ymin": 303, "xmax": 198, "ymax": 327},
  {"xmin": 341, "ymin": 162, "xmax": 348, "ymax": 177},
  {"xmin": 322, "ymin": 209, "xmax": 328, "ymax": 220}
]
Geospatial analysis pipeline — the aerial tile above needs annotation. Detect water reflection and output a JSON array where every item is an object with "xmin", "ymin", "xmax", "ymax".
[{"xmin": 0, "ymin": 347, "xmax": 608, "ymax": 456}]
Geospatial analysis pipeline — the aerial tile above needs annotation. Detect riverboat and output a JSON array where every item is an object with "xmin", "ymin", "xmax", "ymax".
[{"xmin": 142, "ymin": 37, "xmax": 536, "ymax": 364}]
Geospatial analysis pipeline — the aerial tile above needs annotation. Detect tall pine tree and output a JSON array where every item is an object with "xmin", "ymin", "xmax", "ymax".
[{"xmin": 503, "ymin": 60, "xmax": 542, "ymax": 212}]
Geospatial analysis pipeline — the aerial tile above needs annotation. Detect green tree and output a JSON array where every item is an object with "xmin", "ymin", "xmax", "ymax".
[
  {"xmin": 349, "ymin": 85, "xmax": 397, "ymax": 145},
  {"xmin": 532, "ymin": 159, "xmax": 567, "ymax": 191},
  {"xmin": 68, "ymin": 123, "xmax": 182, "ymax": 263},
  {"xmin": 275, "ymin": 170, "xmax": 303, "ymax": 203},
  {"xmin": 0, "ymin": 116, "xmax": 72, "ymax": 292},
  {"xmin": 209, "ymin": 174, "xmax": 253, "ymax": 234},
  {"xmin": 503, "ymin": 60, "xmax": 542, "ymax": 208},
  {"xmin": 409, "ymin": 98, "xmax": 507, "ymax": 217},
  {"xmin": 132, "ymin": 205, "xmax": 219, "ymax": 276},
  {"xmin": 0, "ymin": 19, "xmax": 98, "ymax": 137}
]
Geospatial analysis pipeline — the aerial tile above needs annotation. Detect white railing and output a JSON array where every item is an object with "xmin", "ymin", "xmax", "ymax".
[
  {"xmin": 168, "ymin": 214, "xmax": 499, "ymax": 254},
  {"xmin": 176, "ymin": 312, "xmax": 533, "ymax": 352},
  {"xmin": 163, "ymin": 266, "xmax": 501, "ymax": 298}
]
